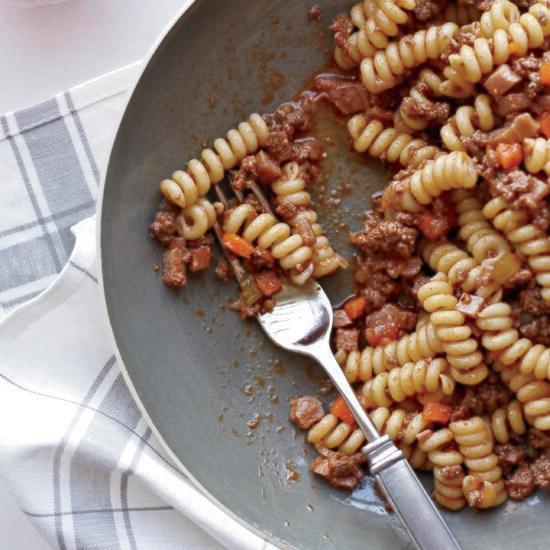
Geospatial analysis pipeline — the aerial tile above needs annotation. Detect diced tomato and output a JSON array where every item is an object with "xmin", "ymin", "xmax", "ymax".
[
  {"xmin": 508, "ymin": 42, "xmax": 520, "ymax": 56},
  {"xmin": 365, "ymin": 324, "xmax": 400, "ymax": 347},
  {"xmin": 423, "ymin": 402, "xmax": 453, "ymax": 425},
  {"xmin": 330, "ymin": 396, "xmax": 356, "ymax": 426},
  {"xmin": 254, "ymin": 270, "xmax": 282, "ymax": 297},
  {"xmin": 344, "ymin": 296, "xmax": 367, "ymax": 320},
  {"xmin": 188, "ymin": 246, "xmax": 211, "ymax": 272},
  {"xmin": 540, "ymin": 62, "xmax": 550, "ymax": 85},
  {"xmin": 540, "ymin": 113, "xmax": 550, "ymax": 139},
  {"xmin": 495, "ymin": 143, "xmax": 523, "ymax": 170},
  {"xmin": 222, "ymin": 233, "xmax": 255, "ymax": 258},
  {"xmin": 417, "ymin": 211, "xmax": 448, "ymax": 241}
]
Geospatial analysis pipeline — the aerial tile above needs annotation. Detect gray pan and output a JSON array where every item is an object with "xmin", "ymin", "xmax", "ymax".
[{"xmin": 98, "ymin": 1, "xmax": 549, "ymax": 548}]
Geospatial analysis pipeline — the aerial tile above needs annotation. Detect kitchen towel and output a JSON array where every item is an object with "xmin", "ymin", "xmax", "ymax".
[{"xmin": 0, "ymin": 63, "xmax": 276, "ymax": 550}]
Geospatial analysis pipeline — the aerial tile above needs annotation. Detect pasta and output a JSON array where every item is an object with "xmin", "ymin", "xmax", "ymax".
[
  {"xmin": 443, "ymin": 3, "xmax": 550, "ymax": 85},
  {"xmin": 524, "ymin": 137, "xmax": 550, "ymax": 175},
  {"xmin": 418, "ymin": 275, "xmax": 488, "ymax": 385},
  {"xmin": 479, "ymin": 0, "xmax": 519, "ymax": 38},
  {"xmin": 347, "ymin": 115, "xmax": 438, "ymax": 167},
  {"xmin": 223, "ymin": 204, "xmax": 313, "ymax": 272},
  {"xmin": 440, "ymin": 95, "xmax": 496, "ymax": 152},
  {"xmin": 160, "ymin": 113, "xmax": 268, "ymax": 210},
  {"xmin": 450, "ymin": 417, "xmax": 507, "ymax": 508},
  {"xmin": 176, "ymin": 197, "xmax": 218, "ymax": 241},
  {"xmin": 444, "ymin": 2, "xmax": 481, "ymax": 26},
  {"xmin": 360, "ymin": 23, "xmax": 458, "ymax": 93},
  {"xmin": 483, "ymin": 197, "xmax": 550, "ymax": 302},
  {"xmin": 384, "ymin": 151, "xmax": 478, "ymax": 212},
  {"xmin": 334, "ymin": 0, "xmax": 417, "ymax": 69},
  {"xmin": 487, "ymin": 400, "xmax": 527, "ymax": 444},
  {"xmin": 360, "ymin": 358, "xmax": 455, "ymax": 408}
]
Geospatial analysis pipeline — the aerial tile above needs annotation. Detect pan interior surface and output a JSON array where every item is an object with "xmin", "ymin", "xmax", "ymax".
[{"xmin": 100, "ymin": 0, "xmax": 549, "ymax": 548}]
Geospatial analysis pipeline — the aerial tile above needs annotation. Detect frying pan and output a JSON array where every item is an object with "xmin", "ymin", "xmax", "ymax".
[{"xmin": 98, "ymin": 1, "xmax": 549, "ymax": 548}]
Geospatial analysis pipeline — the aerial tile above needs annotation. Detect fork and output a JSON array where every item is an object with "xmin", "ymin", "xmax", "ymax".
[{"xmin": 212, "ymin": 183, "xmax": 461, "ymax": 550}]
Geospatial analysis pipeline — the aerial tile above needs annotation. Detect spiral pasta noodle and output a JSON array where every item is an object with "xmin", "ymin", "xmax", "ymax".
[
  {"xmin": 160, "ymin": 113, "xmax": 269, "ymax": 209},
  {"xmin": 433, "ymin": 465, "xmax": 467, "ymax": 510},
  {"xmin": 524, "ymin": 137, "xmax": 550, "ymax": 175},
  {"xmin": 417, "ymin": 428, "xmax": 463, "ymax": 470},
  {"xmin": 487, "ymin": 400, "xmax": 527, "ymax": 444},
  {"xmin": 421, "ymin": 240, "xmax": 500, "ymax": 298},
  {"xmin": 342, "ymin": 317, "xmax": 443, "ymax": 383},
  {"xmin": 271, "ymin": 163, "xmax": 345, "ymax": 281},
  {"xmin": 445, "ymin": 3, "xmax": 550, "ymax": 84},
  {"xmin": 176, "ymin": 197, "xmax": 218, "ymax": 241},
  {"xmin": 335, "ymin": 0, "xmax": 417, "ymax": 69},
  {"xmin": 385, "ymin": 151, "xmax": 478, "ymax": 213},
  {"xmin": 418, "ymin": 275, "xmax": 488, "ymax": 385},
  {"xmin": 479, "ymin": 0, "xmax": 520, "ymax": 38},
  {"xmin": 360, "ymin": 358, "xmax": 455, "ymax": 408},
  {"xmin": 360, "ymin": 23, "xmax": 458, "ymax": 93},
  {"xmin": 347, "ymin": 115, "xmax": 439, "ymax": 167},
  {"xmin": 483, "ymin": 197, "xmax": 550, "ymax": 302},
  {"xmin": 444, "ymin": 2, "xmax": 481, "ymax": 26},
  {"xmin": 440, "ymin": 95, "xmax": 496, "ymax": 152},
  {"xmin": 476, "ymin": 302, "xmax": 550, "ymax": 383},
  {"xmin": 223, "ymin": 204, "xmax": 313, "ymax": 272},
  {"xmin": 450, "ymin": 417, "xmax": 507, "ymax": 508}
]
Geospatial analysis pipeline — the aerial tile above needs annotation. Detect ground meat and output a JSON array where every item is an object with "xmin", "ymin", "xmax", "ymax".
[
  {"xmin": 529, "ymin": 428, "xmax": 550, "ymax": 452},
  {"xmin": 295, "ymin": 216, "xmax": 316, "ymax": 246},
  {"xmin": 334, "ymin": 309, "xmax": 353, "ymax": 328},
  {"xmin": 215, "ymin": 257, "xmax": 233, "ymax": 281},
  {"xmin": 447, "ymin": 23, "xmax": 478, "ymax": 55},
  {"xmin": 531, "ymin": 455, "xmax": 550, "ymax": 489},
  {"xmin": 162, "ymin": 238, "xmax": 191, "ymax": 287},
  {"xmin": 438, "ymin": 465, "xmax": 464, "ymax": 484},
  {"xmin": 188, "ymin": 246, "xmax": 211, "ymax": 272},
  {"xmin": 329, "ymin": 14, "xmax": 353, "ymax": 50},
  {"xmin": 496, "ymin": 443, "xmax": 525, "ymax": 476},
  {"xmin": 255, "ymin": 150, "xmax": 282, "ymax": 184},
  {"xmin": 308, "ymin": 4, "xmax": 321, "ymax": 20},
  {"xmin": 310, "ymin": 451, "xmax": 364, "ymax": 491},
  {"xmin": 292, "ymin": 138, "xmax": 324, "ymax": 165},
  {"xmin": 506, "ymin": 464, "xmax": 536, "ymax": 500},
  {"xmin": 455, "ymin": 374, "xmax": 511, "ymax": 417},
  {"xmin": 315, "ymin": 74, "xmax": 369, "ymax": 115},
  {"xmin": 413, "ymin": 0, "xmax": 443, "ymax": 20},
  {"xmin": 400, "ymin": 94, "xmax": 450, "ymax": 126},
  {"xmin": 335, "ymin": 328, "xmax": 360, "ymax": 352},
  {"xmin": 350, "ymin": 221, "xmax": 417, "ymax": 259},
  {"xmin": 511, "ymin": 54, "xmax": 542, "ymax": 99},
  {"xmin": 449, "ymin": 404, "xmax": 470, "ymax": 422},
  {"xmin": 489, "ymin": 169, "xmax": 549, "ymax": 212},
  {"xmin": 289, "ymin": 396, "xmax": 324, "ymax": 429},
  {"xmin": 533, "ymin": 203, "xmax": 550, "ymax": 232},
  {"xmin": 267, "ymin": 93, "xmax": 316, "ymax": 138},
  {"xmin": 519, "ymin": 316, "xmax": 550, "ymax": 347},
  {"xmin": 328, "ymin": 452, "xmax": 363, "ymax": 478},
  {"xmin": 246, "ymin": 248, "xmax": 276, "ymax": 271},
  {"xmin": 520, "ymin": 286, "xmax": 550, "ymax": 315},
  {"xmin": 483, "ymin": 64, "xmax": 522, "ymax": 96},
  {"xmin": 274, "ymin": 200, "xmax": 300, "ymax": 220},
  {"xmin": 149, "ymin": 211, "xmax": 177, "ymax": 246},
  {"xmin": 233, "ymin": 298, "xmax": 262, "ymax": 319},
  {"xmin": 366, "ymin": 303, "xmax": 418, "ymax": 333},
  {"xmin": 266, "ymin": 130, "xmax": 294, "ymax": 163}
]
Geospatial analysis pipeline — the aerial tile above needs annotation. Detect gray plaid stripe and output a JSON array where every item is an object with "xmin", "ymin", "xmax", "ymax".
[
  {"xmin": 69, "ymin": 261, "xmax": 98, "ymax": 284},
  {"xmin": 0, "ymin": 372, "xmax": 175, "ymax": 471},
  {"xmin": 23, "ymin": 505, "xmax": 173, "ymax": 518},
  {"xmin": 70, "ymin": 374, "xmax": 142, "ymax": 549},
  {"xmin": 121, "ymin": 427, "xmax": 153, "ymax": 550},
  {"xmin": 52, "ymin": 356, "xmax": 116, "ymax": 550},
  {"xmin": 1, "ymin": 115, "xmax": 63, "ymax": 272},
  {"xmin": 64, "ymin": 92, "xmax": 101, "ymax": 187},
  {"xmin": 15, "ymin": 100, "xmax": 94, "ymax": 258},
  {"xmin": 0, "ymin": 200, "xmax": 95, "ymax": 240}
]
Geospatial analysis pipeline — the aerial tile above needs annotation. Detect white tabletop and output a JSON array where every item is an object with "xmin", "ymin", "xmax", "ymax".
[{"xmin": 0, "ymin": 0, "xmax": 183, "ymax": 546}]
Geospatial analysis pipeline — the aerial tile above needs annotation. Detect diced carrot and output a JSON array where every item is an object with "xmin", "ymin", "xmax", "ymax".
[
  {"xmin": 254, "ymin": 270, "xmax": 282, "ymax": 297},
  {"xmin": 423, "ymin": 402, "xmax": 453, "ymax": 425},
  {"xmin": 495, "ymin": 143, "xmax": 523, "ymax": 170},
  {"xmin": 417, "ymin": 211, "xmax": 448, "ymax": 241},
  {"xmin": 541, "ymin": 62, "xmax": 550, "ymax": 85},
  {"xmin": 365, "ymin": 324, "xmax": 400, "ymax": 347},
  {"xmin": 540, "ymin": 113, "xmax": 550, "ymax": 138},
  {"xmin": 344, "ymin": 296, "xmax": 367, "ymax": 320},
  {"xmin": 222, "ymin": 233, "xmax": 255, "ymax": 258},
  {"xmin": 331, "ymin": 396, "xmax": 356, "ymax": 426},
  {"xmin": 508, "ymin": 42, "xmax": 520, "ymax": 56}
]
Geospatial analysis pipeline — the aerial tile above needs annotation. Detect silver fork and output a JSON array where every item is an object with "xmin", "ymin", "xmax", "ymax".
[
  {"xmin": 258, "ymin": 280, "xmax": 461, "ymax": 550},
  {"xmin": 212, "ymin": 182, "xmax": 461, "ymax": 550}
]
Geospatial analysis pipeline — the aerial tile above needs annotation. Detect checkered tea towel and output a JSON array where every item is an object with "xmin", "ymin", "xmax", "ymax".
[{"xmin": 0, "ymin": 63, "xmax": 276, "ymax": 550}]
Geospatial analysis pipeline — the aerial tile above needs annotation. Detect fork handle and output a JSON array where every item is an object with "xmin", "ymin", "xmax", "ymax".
[{"xmin": 313, "ymin": 344, "xmax": 461, "ymax": 550}]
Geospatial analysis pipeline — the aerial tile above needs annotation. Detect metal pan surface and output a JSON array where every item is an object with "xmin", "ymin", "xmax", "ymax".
[{"xmin": 99, "ymin": 1, "xmax": 549, "ymax": 547}]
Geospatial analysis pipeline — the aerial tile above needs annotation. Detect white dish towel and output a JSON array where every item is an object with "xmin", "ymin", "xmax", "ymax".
[{"xmin": 0, "ymin": 63, "xmax": 276, "ymax": 550}]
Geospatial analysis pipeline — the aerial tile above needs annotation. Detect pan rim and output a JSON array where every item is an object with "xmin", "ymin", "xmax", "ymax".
[{"xmin": 95, "ymin": 1, "xmax": 287, "ymax": 547}]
